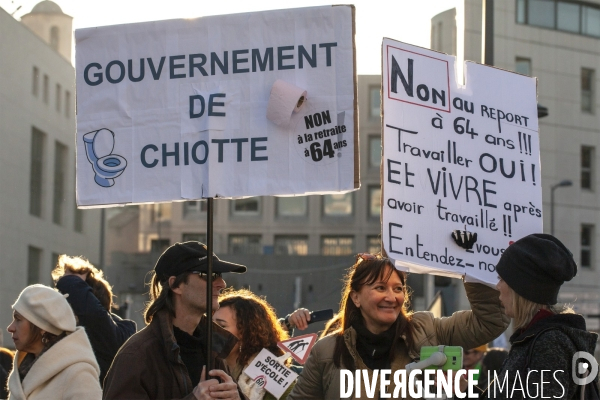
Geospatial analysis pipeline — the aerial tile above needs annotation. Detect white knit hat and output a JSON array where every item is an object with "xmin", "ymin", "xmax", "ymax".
[{"xmin": 12, "ymin": 284, "xmax": 76, "ymax": 335}]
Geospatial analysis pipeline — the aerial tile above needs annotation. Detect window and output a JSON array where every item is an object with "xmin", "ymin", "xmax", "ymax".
[
  {"xmin": 517, "ymin": 0, "xmax": 600, "ymax": 38},
  {"xmin": 528, "ymin": 0, "xmax": 555, "ymax": 28},
  {"xmin": 65, "ymin": 91, "xmax": 71, "ymax": 118},
  {"xmin": 32, "ymin": 67, "xmax": 39, "ymax": 96},
  {"xmin": 150, "ymin": 203, "xmax": 172, "ymax": 222},
  {"xmin": 367, "ymin": 236, "xmax": 381, "ymax": 254},
  {"xmin": 321, "ymin": 236, "xmax": 354, "ymax": 255},
  {"xmin": 50, "ymin": 26, "xmax": 59, "ymax": 51},
  {"xmin": 369, "ymin": 86, "xmax": 380, "ymax": 118},
  {"xmin": 323, "ymin": 193, "xmax": 353, "ymax": 217},
  {"xmin": 557, "ymin": 1, "xmax": 580, "ymax": 33},
  {"xmin": 52, "ymin": 142, "xmax": 68, "ymax": 225},
  {"xmin": 582, "ymin": 68, "xmax": 595, "ymax": 113},
  {"xmin": 581, "ymin": 146, "xmax": 594, "ymax": 190},
  {"xmin": 276, "ymin": 197, "xmax": 307, "ymax": 217},
  {"xmin": 368, "ymin": 186, "xmax": 381, "ymax": 218},
  {"xmin": 43, "ymin": 75, "xmax": 49, "ymax": 104},
  {"xmin": 30, "ymin": 127, "xmax": 45, "ymax": 217},
  {"xmin": 581, "ymin": 225, "xmax": 594, "ymax": 268},
  {"xmin": 28, "ymin": 246, "xmax": 42, "ymax": 285},
  {"xmin": 232, "ymin": 197, "xmax": 261, "ymax": 216},
  {"xmin": 515, "ymin": 57, "xmax": 531, "ymax": 76},
  {"xmin": 229, "ymin": 235, "xmax": 262, "ymax": 254},
  {"xmin": 74, "ymin": 202, "xmax": 84, "ymax": 232},
  {"xmin": 151, "ymin": 239, "xmax": 170, "ymax": 253},
  {"xmin": 517, "ymin": 0, "xmax": 526, "ymax": 23},
  {"xmin": 184, "ymin": 200, "xmax": 206, "ymax": 216},
  {"xmin": 182, "ymin": 233, "xmax": 207, "ymax": 243},
  {"xmin": 369, "ymin": 136, "xmax": 382, "ymax": 168},
  {"xmin": 55, "ymin": 83, "xmax": 61, "ymax": 112},
  {"xmin": 274, "ymin": 235, "xmax": 309, "ymax": 255},
  {"xmin": 583, "ymin": 5, "xmax": 600, "ymax": 37}
]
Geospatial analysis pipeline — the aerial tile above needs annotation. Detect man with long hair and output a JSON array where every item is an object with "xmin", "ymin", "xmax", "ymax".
[{"xmin": 103, "ymin": 241, "xmax": 246, "ymax": 400}]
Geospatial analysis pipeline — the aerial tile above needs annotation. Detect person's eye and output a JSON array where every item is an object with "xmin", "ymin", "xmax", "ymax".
[{"xmin": 394, "ymin": 287, "xmax": 404, "ymax": 292}]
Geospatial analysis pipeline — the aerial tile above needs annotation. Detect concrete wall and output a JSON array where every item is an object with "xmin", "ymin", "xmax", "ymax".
[{"xmin": 0, "ymin": 8, "xmax": 100, "ymax": 347}]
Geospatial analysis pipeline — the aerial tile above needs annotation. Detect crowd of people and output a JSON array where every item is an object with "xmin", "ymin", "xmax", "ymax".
[{"xmin": 0, "ymin": 234, "xmax": 598, "ymax": 399}]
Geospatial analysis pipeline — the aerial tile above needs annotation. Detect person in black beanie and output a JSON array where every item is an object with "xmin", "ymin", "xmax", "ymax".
[{"xmin": 489, "ymin": 233, "xmax": 599, "ymax": 399}]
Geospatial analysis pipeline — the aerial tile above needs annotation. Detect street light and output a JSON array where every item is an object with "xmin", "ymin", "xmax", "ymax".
[{"xmin": 551, "ymin": 180, "xmax": 573, "ymax": 236}]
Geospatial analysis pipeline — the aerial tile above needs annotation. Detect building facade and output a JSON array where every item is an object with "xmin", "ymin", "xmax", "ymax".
[{"xmin": 0, "ymin": 2, "xmax": 100, "ymax": 346}]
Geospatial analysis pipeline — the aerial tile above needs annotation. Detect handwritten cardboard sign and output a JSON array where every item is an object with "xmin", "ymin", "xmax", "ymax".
[
  {"xmin": 75, "ymin": 6, "xmax": 358, "ymax": 207},
  {"xmin": 243, "ymin": 348, "xmax": 298, "ymax": 399},
  {"xmin": 381, "ymin": 39, "xmax": 542, "ymax": 285}
]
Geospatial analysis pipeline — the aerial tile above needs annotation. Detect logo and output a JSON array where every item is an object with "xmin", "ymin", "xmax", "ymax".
[
  {"xmin": 572, "ymin": 351, "xmax": 599, "ymax": 386},
  {"xmin": 83, "ymin": 128, "xmax": 127, "ymax": 187},
  {"xmin": 253, "ymin": 375, "xmax": 266, "ymax": 388}
]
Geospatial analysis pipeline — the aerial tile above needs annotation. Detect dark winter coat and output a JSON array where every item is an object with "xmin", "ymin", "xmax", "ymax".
[
  {"xmin": 102, "ymin": 309, "xmax": 238, "ymax": 400},
  {"xmin": 56, "ymin": 275, "xmax": 136, "ymax": 385},
  {"xmin": 487, "ymin": 313, "xmax": 598, "ymax": 399}
]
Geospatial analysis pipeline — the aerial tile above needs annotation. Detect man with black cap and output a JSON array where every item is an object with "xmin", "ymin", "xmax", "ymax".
[{"xmin": 103, "ymin": 241, "xmax": 247, "ymax": 400}]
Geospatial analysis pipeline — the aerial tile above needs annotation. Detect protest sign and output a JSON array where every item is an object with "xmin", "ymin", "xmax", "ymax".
[
  {"xmin": 381, "ymin": 39, "xmax": 542, "ymax": 285},
  {"xmin": 277, "ymin": 333, "xmax": 317, "ymax": 364},
  {"xmin": 75, "ymin": 6, "xmax": 358, "ymax": 207},
  {"xmin": 243, "ymin": 348, "xmax": 298, "ymax": 399}
]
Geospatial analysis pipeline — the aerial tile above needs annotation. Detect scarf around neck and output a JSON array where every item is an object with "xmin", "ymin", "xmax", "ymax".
[{"xmin": 351, "ymin": 316, "xmax": 397, "ymax": 370}]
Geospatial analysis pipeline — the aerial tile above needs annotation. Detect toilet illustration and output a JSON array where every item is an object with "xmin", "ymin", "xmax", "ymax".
[{"xmin": 83, "ymin": 128, "xmax": 127, "ymax": 187}]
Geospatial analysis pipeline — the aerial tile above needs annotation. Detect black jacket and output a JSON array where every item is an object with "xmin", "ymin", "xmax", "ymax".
[
  {"xmin": 488, "ymin": 313, "xmax": 597, "ymax": 399},
  {"xmin": 103, "ymin": 310, "xmax": 237, "ymax": 399},
  {"xmin": 56, "ymin": 275, "xmax": 137, "ymax": 385}
]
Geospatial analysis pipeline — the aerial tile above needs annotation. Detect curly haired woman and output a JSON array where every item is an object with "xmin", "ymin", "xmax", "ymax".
[{"xmin": 213, "ymin": 289, "xmax": 293, "ymax": 400}]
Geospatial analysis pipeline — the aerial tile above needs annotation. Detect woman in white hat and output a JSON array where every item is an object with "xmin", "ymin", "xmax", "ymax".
[{"xmin": 6, "ymin": 284, "xmax": 101, "ymax": 400}]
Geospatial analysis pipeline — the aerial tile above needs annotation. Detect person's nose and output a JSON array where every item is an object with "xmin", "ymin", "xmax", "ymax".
[
  {"xmin": 7, "ymin": 321, "xmax": 15, "ymax": 333},
  {"xmin": 213, "ymin": 276, "xmax": 226, "ymax": 291},
  {"xmin": 383, "ymin": 287, "xmax": 396, "ymax": 302}
]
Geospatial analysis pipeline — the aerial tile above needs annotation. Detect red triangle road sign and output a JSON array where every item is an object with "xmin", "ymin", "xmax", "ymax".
[{"xmin": 277, "ymin": 333, "xmax": 318, "ymax": 365}]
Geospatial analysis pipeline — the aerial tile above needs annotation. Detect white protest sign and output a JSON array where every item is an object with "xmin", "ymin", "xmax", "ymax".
[
  {"xmin": 277, "ymin": 333, "xmax": 317, "ymax": 364},
  {"xmin": 75, "ymin": 6, "xmax": 358, "ymax": 208},
  {"xmin": 243, "ymin": 348, "xmax": 298, "ymax": 399},
  {"xmin": 381, "ymin": 39, "xmax": 542, "ymax": 285}
]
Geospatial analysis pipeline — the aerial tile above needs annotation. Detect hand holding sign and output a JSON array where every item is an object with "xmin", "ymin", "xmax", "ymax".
[
  {"xmin": 193, "ymin": 367, "xmax": 240, "ymax": 400},
  {"xmin": 242, "ymin": 349, "xmax": 298, "ymax": 399}
]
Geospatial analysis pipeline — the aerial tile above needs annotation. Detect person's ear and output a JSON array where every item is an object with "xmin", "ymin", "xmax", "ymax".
[
  {"xmin": 169, "ymin": 276, "xmax": 183, "ymax": 294},
  {"xmin": 350, "ymin": 291, "xmax": 360, "ymax": 308}
]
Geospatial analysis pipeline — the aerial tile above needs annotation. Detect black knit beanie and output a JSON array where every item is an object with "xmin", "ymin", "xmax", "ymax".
[{"xmin": 496, "ymin": 234, "xmax": 577, "ymax": 305}]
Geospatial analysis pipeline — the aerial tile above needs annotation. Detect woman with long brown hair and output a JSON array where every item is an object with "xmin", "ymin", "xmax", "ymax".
[
  {"xmin": 213, "ymin": 288, "xmax": 292, "ymax": 400},
  {"xmin": 288, "ymin": 253, "xmax": 509, "ymax": 399}
]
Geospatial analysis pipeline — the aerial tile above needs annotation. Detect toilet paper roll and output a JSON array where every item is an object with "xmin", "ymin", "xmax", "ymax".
[{"xmin": 266, "ymin": 79, "xmax": 307, "ymax": 127}]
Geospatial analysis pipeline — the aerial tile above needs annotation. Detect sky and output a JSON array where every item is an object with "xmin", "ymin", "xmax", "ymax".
[{"xmin": 1, "ymin": 0, "xmax": 458, "ymax": 74}]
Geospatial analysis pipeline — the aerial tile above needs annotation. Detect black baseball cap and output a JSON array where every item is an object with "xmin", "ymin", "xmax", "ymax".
[{"xmin": 154, "ymin": 241, "xmax": 247, "ymax": 282}]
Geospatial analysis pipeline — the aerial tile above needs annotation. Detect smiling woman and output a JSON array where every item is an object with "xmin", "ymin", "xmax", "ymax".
[{"xmin": 288, "ymin": 253, "xmax": 510, "ymax": 400}]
